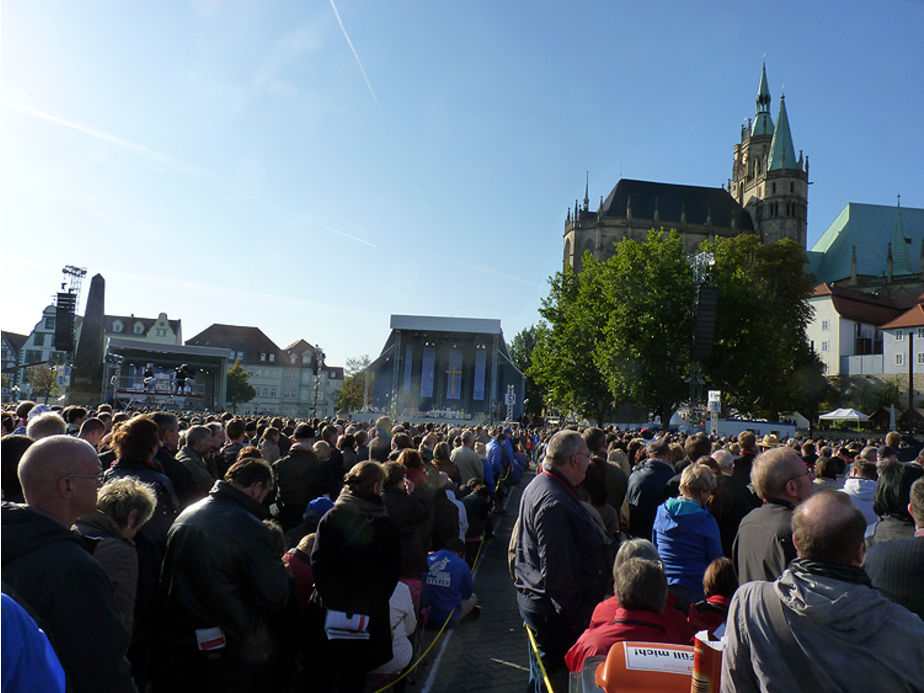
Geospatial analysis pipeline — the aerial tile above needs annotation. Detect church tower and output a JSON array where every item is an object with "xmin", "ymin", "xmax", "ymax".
[{"xmin": 730, "ymin": 64, "xmax": 808, "ymax": 247}]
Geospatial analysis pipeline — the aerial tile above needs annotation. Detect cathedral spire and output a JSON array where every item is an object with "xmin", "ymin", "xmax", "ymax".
[
  {"xmin": 768, "ymin": 93, "xmax": 796, "ymax": 170},
  {"xmin": 583, "ymin": 171, "xmax": 589, "ymax": 211},
  {"xmin": 751, "ymin": 63, "xmax": 774, "ymax": 136}
]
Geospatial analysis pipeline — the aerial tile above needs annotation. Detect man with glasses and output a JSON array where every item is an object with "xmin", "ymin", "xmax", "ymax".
[
  {"xmin": 513, "ymin": 430, "xmax": 611, "ymax": 693},
  {"xmin": 1, "ymin": 435, "xmax": 136, "ymax": 693},
  {"xmin": 733, "ymin": 446, "xmax": 814, "ymax": 584}
]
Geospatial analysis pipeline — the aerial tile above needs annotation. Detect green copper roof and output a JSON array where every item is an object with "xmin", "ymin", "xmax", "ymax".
[
  {"xmin": 751, "ymin": 64, "xmax": 773, "ymax": 136},
  {"xmin": 808, "ymin": 202, "xmax": 924, "ymax": 283},
  {"xmin": 768, "ymin": 95, "xmax": 796, "ymax": 170}
]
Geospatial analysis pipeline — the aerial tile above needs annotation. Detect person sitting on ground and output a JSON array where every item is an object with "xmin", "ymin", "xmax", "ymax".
[
  {"xmin": 866, "ymin": 462, "xmax": 924, "ymax": 547},
  {"xmin": 565, "ymin": 558, "xmax": 690, "ymax": 673},
  {"xmin": 74, "ymin": 476, "xmax": 158, "ymax": 635},
  {"xmin": 687, "ymin": 557, "xmax": 737, "ymax": 641},
  {"xmin": 721, "ymin": 490, "xmax": 924, "ymax": 692},
  {"xmin": 421, "ymin": 537, "xmax": 479, "ymax": 628},
  {"xmin": 863, "ymin": 477, "xmax": 924, "ymax": 620}
]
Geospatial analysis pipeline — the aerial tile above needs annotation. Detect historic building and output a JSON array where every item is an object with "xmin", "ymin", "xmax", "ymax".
[{"xmin": 564, "ymin": 64, "xmax": 808, "ymax": 271}]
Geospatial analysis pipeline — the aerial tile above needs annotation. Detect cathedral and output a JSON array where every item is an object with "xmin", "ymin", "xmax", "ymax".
[{"xmin": 563, "ymin": 64, "xmax": 809, "ymax": 272}]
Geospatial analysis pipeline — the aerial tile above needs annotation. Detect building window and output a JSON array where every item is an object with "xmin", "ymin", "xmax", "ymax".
[
  {"xmin": 917, "ymin": 328, "xmax": 924, "ymax": 340},
  {"xmin": 34, "ymin": 333, "xmax": 46, "ymax": 347},
  {"xmin": 156, "ymin": 329, "xmax": 166, "ymax": 337},
  {"xmin": 896, "ymin": 330, "xmax": 904, "ymax": 342},
  {"xmin": 821, "ymin": 341, "xmax": 829, "ymax": 352},
  {"xmin": 821, "ymin": 320, "xmax": 829, "ymax": 331},
  {"xmin": 918, "ymin": 353, "xmax": 924, "ymax": 365},
  {"xmin": 270, "ymin": 388, "xmax": 276, "ymax": 397},
  {"xmin": 772, "ymin": 182, "xmax": 776, "ymax": 194},
  {"xmin": 821, "ymin": 362, "xmax": 828, "ymax": 374},
  {"xmin": 290, "ymin": 353, "xmax": 297, "ymax": 363},
  {"xmin": 113, "ymin": 321, "xmax": 122, "ymax": 333},
  {"xmin": 133, "ymin": 323, "xmax": 144, "ymax": 334},
  {"xmin": 269, "ymin": 353, "xmax": 275, "ymax": 363},
  {"xmin": 44, "ymin": 316, "xmax": 56, "ymax": 330},
  {"xmin": 26, "ymin": 349, "xmax": 43, "ymax": 364},
  {"xmin": 896, "ymin": 353, "xmax": 904, "ymax": 366},
  {"xmin": 260, "ymin": 353, "xmax": 266, "ymax": 362}
]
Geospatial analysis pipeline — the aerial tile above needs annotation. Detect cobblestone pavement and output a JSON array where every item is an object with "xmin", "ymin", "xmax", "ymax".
[{"xmin": 402, "ymin": 472, "xmax": 532, "ymax": 693}]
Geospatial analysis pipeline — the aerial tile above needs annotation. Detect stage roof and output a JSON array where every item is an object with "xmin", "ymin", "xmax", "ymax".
[{"xmin": 390, "ymin": 315, "xmax": 502, "ymax": 335}]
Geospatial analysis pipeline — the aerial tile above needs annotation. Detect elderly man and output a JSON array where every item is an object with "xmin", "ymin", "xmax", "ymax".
[
  {"xmin": 513, "ymin": 430, "xmax": 610, "ymax": 693},
  {"xmin": 1, "ymin": 435, "xmax": 136, "ymax": 693},
  {"xmin": 733, "ymin": 446, "xmax": 813, "ymax": 584},
  {"xmin": 722, "ymin": 491, "xmax": 924, "ymax": 692}
]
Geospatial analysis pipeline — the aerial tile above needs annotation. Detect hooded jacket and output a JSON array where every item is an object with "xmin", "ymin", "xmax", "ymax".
[
  {"xmin": 721, "ymin": 561, "xmax": 924, "ymax": 692},
  {"xmin": 840, "ymin": 476, "xmax": 877, "ymax": 525},
  {"xmin": 652, "ymin": 497, "xmax": 723, "ymax": 593},
  {"xmin": 1, "ymin": 503, "xmax": 135, "ymax": 693}
]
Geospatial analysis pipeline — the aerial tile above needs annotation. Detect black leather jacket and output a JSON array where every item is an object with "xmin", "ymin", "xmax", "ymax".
[{"xmin": 160, "ymin": 481, "xmax": 291, "ymax": 648}]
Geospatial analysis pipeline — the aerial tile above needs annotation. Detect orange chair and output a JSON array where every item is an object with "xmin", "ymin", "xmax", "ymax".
[{"xmin": 594, "ymin": 641, "xmax": 694, "ymax": 692}]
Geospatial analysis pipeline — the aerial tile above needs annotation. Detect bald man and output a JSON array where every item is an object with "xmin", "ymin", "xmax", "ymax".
[
  {"xmin": 721, "ymin": 490, "xmax": 924, "ymax": 692},
  {"xmin": 2, "ymin": 435, "xmax": 136, "ymax": 693}
]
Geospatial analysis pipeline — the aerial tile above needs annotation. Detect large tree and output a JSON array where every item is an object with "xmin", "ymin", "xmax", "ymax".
[
  {"xmin": 702, "ymin": 234, "xmax": 823, "ymax": 418},
  {"xmin": 529, "ymin": 265, "xmax": 615, "ymax": 425},
  {"xmin": 226, "ymin": 360, "xmax": 256, "ymax": 413},
  {"xmin": 594, "ymin": 229, "xmax": 695, "ymax": 425},
  {"xmin": 508, "ymin": 325, "xmax": 545, "ymax": 417},
  {"xmin": 335, "ymin": 354, "xmax": 373, "ymax": 413},
  {"xmin": 26, "ymin": 365, "xmax": 58, "ymax": 404}
]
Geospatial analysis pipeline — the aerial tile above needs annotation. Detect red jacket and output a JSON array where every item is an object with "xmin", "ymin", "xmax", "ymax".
[
  {"xmin": 565, "ymin": 596, "xmax": 691, "ymax": 672},
  {"xmin": 686, "ymin": 594, "xmax": 730, "ymax": 641}
]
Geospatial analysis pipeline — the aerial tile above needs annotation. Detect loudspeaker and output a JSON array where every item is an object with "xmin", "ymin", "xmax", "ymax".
[
  {"xmin": 54, "ymin": 292, "xmax": 77, "ymax": 352},
  {"xmin": 692, "ymin": 285, "xmax": 718, "ymax": 362}
]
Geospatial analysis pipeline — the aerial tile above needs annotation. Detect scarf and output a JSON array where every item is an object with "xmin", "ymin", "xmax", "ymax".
[
  {"xmin": 334, "ymin": 487, "xmax": 388, "ymax": 519},
  {"xmin": 790, "ymin": 558, "xmax": 871, "ymax": 586}
]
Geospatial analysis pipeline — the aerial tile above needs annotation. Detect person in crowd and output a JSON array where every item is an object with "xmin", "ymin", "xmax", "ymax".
[
  {"xmin": 687, "ymin": 557, "xmax": 737, "ymax": 640},
  {"xmin": 1, "ymin": 434, "xmax": 32, "ymax": 503},
  {"xmin": 864, "ymin": 477, "xmax": 924, "ymax": 619},
  {"xmin": 729, "ymin": 431, "xmax": 759, "ymax": 506},
  {"xmin": 74, "ymin": 476, "xmax": 158, "ymax": 635},
  {"xmin": 151, "ymin": 412, "xmax": 197, "ymax": 508},
  {"xmin": 283, "ymin": 532, "xmax": 316, "ymax": 612},
  {"xmin": 217, "ymin": 419, "xmax": 248, "ymax": 477},
  {"xmin": 273, "ymin": 423, "xmax": 325, "ymax": 530},
  {"xmin": 721, "ymin": 491, "xmax": 924, "ymax": 692},
  {"xmin": 565, "ymin": 558, "xmax": 689, "ymax": 674},
  {"xmin": 307, "ymin": 461, "xmax": 401, "ymax": 691},
  {"xmin": 866, "ymin": 462, "xmax": 924, "ymax": 547},
  {"xmin": 421, "ymin": 537, "xmax": 479, "ymax": 628},
  {"xmin": 159, "ymin": 457, "xmax": 291, "ymax": 692},
  {"xmin": 812, "ymin": 455, "xmax": 843, "ymax": 492},
  {"xmin": 451, "ymin": 430, "xmax": 485, "ymax": 486},
  {"xmin": 369, "ymin": 581, "xmax": 417, "ymax": 680},
  {"xmin": 461, "ymin": 479, "xmax": 493, "ymax": 565},
  {"xmin": 733, "ymin": 446, "xmax": 812, "ymax": 583},
  {"xmin": 320, "ymin": 424, "xmax": 346, "ymax": 499},
  {"xmin": 2, "ymin": 435, "xmax": 136, "ymax": 693},
  {"xmin": 382, "ymin": 461, "xmax": 429, "ymax": 607},
  {"xmin": 626, "ymin": 437, "xmax": 675, "ymax": 538},
  {"xmin": 259, "ymin": 427, "xmax": 281, "ymax": 464},
  {"xmin": 652, "ymin": 463, "xmax": 724, "ymax": 610},
  {"xmin": 432, "ymin": 441, "xmax": 462, "ymax": 486},
  {"xmin": 78, "ymin": 417, "xmax": 107, "ymax": 449},
  {"xmin": 175, "ymin": 425, "xmax": 216, "ymax": 501},
  {"xmin": 513, "ymin": 430, "xmax": 609, "ymax": 693},
  {"xmin": 26, "ymin": 411, "xmax": 67, "ymax": 440},
  {"xmin": 841, "ymin": 459, "xmax": 878, "ymax": 525},
  {"xmin": 283, "ymin": 496, "xmax": 333, "ymax": 548},
  {"xmin": 1, "ymin": 591, "xmax": 67, "ymax": 693},
  {"xmin": 585, "ymin": 427, "xmax": 628, "ymax": 518}
]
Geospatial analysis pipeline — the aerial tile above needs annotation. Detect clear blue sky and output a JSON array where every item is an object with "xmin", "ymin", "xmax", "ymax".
[{"xmin": 3, "ymin": 0, "xmax": 922, "ymax": 366}]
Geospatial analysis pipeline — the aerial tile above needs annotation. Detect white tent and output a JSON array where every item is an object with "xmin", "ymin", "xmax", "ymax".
[{"xmin": 818, "ymin": 408, "xmax": 868, "ymax": 422}]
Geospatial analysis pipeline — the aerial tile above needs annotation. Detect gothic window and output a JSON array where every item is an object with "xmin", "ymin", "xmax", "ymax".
[
  {"xmin": 564, "ymin": 238, "xmax": 572, "ymax": 264},
  {"xmin": 772, "ymin": 182, "xmax": 776, "ymax": 194},
  {"xmin": 790, "ymin": 182, "xmax": 795, "ymax": 193}
]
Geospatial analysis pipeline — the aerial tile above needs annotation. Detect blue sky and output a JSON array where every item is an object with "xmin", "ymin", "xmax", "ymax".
[{"xmin": 2, "ymin": 0, "xmax": 922, "ymax": 366}]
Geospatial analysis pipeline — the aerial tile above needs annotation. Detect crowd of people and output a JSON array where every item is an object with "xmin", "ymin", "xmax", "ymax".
[
  {"xmin": 3, "ymin": 399, "xmax": 924, "ymax": 692},
  {"xmin": 1, "ymin": 400, "xmax": 529, "ymax": 692},
  {"xmin": 511, "ymin": 426, "xmax": 924, "ymax": 692}
]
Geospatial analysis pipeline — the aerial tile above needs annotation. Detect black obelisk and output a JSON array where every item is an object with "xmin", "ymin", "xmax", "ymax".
[{"xmin": 69, "ymin": 273, "xmax": 106, "ymax": 404}]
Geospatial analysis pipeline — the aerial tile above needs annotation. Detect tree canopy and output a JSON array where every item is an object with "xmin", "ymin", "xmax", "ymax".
[
  {"xmin": 226, "ymin": 360, "xmax": 256, "ymax": 413},
  {"xmin": 508, "ymin": 325, "xmax": 545, "ymax": 416}
]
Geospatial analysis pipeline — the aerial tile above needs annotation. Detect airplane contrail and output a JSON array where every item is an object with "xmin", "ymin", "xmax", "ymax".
[{"xmin": 329, "ymin": 0, "xmax": 383, "ymax": 113}]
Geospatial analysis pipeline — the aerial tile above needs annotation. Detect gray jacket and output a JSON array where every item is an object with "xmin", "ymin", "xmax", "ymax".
[{"xmin": 721, "ymin": 562, "xmax": 924, "ymax": 692}]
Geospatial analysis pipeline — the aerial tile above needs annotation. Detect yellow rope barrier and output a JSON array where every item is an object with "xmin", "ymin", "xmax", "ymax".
[
  {"xmin": 523, "ymin": 622, "xmax": 554, "ymax": 693},
  {"xmin": 371, "ymin": 608, "xmax": 457, "ymax": 693}
]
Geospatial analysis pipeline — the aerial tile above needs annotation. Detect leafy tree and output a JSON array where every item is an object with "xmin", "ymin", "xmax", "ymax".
[
  {"xmin": 336, "ymin": 354, "xmax": 373, "ymax": 413},
  {"xmin": 508, "ymin": 325, "xmax": 545, "ymax": 417},
  {"xmin": 594, "ymin": 229, "xmax": 694, "ymax": 426},
  {"xmin": 226, "ymin": 359, "xmax": 256, "ymax": 413},
  {"xmin": 702, "ymin": 234, "xmax": 822, "ymax": 418},
  {"xmin": 530, "ymin": 265, "xmax": 614, "ymax": 425},
  {"xmin": 26, "ymin": 365, "xmax": 58, "ymax": 404}
]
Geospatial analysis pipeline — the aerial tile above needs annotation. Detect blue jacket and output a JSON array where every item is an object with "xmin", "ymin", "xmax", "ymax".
[
  {"xmin": 422, "ymin": 549, "xmax": 473, "ymax": 627},
  {"xmin": 652, "ymin": 498, "xmax": 723, "ymax": 593},
  {"xmin": 513, "ymin": 467, "xmax": 609, "ymax": 631}
]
